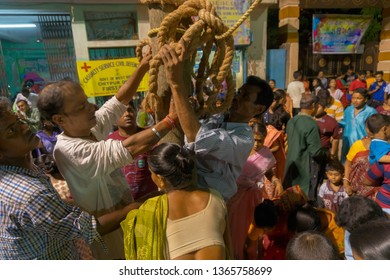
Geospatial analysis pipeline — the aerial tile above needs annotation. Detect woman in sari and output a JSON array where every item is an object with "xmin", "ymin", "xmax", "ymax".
[
  {"xmin": 227, "ymin": 122, "xmax": 282, "ymax": 259},
  {"xmin": 344, "ymin": 136, "xmax": 379, "ymax": 199},
  {"xmin": 121, "ymin": 143, "xmax": 230, "ymax": 260}
]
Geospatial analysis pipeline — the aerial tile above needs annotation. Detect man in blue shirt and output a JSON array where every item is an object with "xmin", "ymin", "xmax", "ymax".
[
  {"xmin": 369, "ymin": 71, "xmax": 387, "ymax": 107},
  {"xmin": 159, "ymin": 42, "xmax": 273, "ymax": 200}
]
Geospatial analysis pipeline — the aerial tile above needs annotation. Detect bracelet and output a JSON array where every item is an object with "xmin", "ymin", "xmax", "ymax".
[
  {"xmin": 342, "ymin": 177, "xmax": 351, "ymax": 183},
  {"xmin": 165, "ymin": 115, "xmax": 176, "ymax": 129},
  {"xmin": 151, "ymin": 127, "xmax": 162, "ymax": 139}
]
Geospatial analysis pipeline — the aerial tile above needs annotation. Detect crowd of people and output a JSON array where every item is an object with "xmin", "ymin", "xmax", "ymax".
[{"xmin": 0, "ymin": 40, "xmax": 390, "ymax": 260}]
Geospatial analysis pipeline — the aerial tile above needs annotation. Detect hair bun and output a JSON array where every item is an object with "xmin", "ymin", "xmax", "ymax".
[{"xmin": 174, "ymin": 148, "xmax": 194, "ymax": 175}]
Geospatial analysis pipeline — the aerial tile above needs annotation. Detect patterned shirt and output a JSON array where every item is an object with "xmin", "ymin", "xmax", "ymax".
[
  {"xmin": 185, "ymin": 114, "xmax": 254, "ymax": 200},
  {"xmin": 366, "ymin": 161, "xmax": 390, "ymax": 209},
  {"xmin": 318, "ymin": 181, "xmax": 349, "ymax": 213},
  {"xmin": 325, "ymin": 98, "xmax": 344, "ymax": 122},
  {"xmin": 0, "ymin": 165, "xmax": 100, "ymax": 259}
]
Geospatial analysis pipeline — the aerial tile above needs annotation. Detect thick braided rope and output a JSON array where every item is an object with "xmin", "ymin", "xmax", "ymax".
[
  {"xmin": 139, "ymin": 0, "xmax": 185, "ymax": 6},
  {"xmin": 135, "ymin": 38, "xmax": 151, "ymax": 62},
  {"xmin": 215, "ymin": 0, "xmax": 262, "ymax": 40},
  {"xmin": 206, "ymin": 71, "xmax": 235, "ymax": 113},
  {"xmin": 194, "ymin": 33, "xmax": 213, "ymax": 105},
  {"xmin": 147, "ymin": 27, "xmax": 185, "ymax": 38},
  {"xmin": 145, "ymin": 0, "xmax": 241, "ymax": 115}
]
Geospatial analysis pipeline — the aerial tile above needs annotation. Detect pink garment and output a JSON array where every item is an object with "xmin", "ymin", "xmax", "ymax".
[{"xmin": 227, "ymin": 147, "xmax": 276, "ymax": 259}]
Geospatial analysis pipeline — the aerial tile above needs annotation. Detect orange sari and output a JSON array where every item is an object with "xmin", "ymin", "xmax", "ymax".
[{"xmin": 264, "ymin": 125, "xmax": 286, "ymax": 183}]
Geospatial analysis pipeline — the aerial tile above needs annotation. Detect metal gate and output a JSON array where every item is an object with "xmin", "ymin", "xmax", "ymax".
[
  {"xmin": 38, "ymin": 15, "xmax": 78, "ymax": 82},
  {"xmin": 0, "ymin": 41, "xmax": 9, "ymax": 97}
]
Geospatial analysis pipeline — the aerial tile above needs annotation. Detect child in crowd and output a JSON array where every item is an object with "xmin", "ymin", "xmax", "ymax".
[
  {"xmin": 286, "ymin": 231, "xmax": 340, "ymax": 260},
  {"xmin": 349, "ymin": 219, "xmax": 390, "ymax": 260},
  {"xmin": 288, "ymin": 203, "xmax": 345, "ymax": 254},
  {"xmin": 244, "ymin": 200, "xmax": 278, "ymax": 260},
  {"xmin": 318, "ymin": 160, "xmax": 349, "ymax": 213},
  {"xmin": 365, "ymin": 113, "xmax": 390, "ymax": 165},
  {"xmin": 335, "ymin": 196, "xmax": 387, "ymax": 260}
]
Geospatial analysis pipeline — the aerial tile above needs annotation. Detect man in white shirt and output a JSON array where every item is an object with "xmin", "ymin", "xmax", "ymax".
[
  {"xmin": 287, "ymin": 71, "xmax": 306, "ymax": 116},
  {"xmin": 37, "ymin": 54, "xmax": 178, "ymax": 259}
]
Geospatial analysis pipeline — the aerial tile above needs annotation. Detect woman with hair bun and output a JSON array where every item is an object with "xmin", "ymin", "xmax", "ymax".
[{"xmin": 121, "ymin": 143, "xmax": 231, "ymax": 260}]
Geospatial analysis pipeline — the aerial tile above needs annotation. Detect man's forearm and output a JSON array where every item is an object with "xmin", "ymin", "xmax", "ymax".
[
  {"xmin": 96, "ymin": 202, "xmax": 140, "ymax": 236},
  {"xmin": 171, "ymin": 83, "xmax": 200, "ymax": 143},
  {"xmin": 330, "ymin": 139, "xmax": 339, "ymax": 158},
  {"xmin": 115, "ymin": 64, "xmax": 149, "ymax": 105}
]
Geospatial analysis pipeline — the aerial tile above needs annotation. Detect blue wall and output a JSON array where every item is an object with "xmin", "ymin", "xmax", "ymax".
[{"xmin": 266, "ymin": 49, "xmax": 287, "ymax": 90}]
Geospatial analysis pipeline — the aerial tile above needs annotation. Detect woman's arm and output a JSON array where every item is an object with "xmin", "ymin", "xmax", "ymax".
[
  {"xmin": 343, "ymin": 159, "xmax": 353, "ymax": 195},
  {"xmin": 269, "ymin": 141, "xmax": 280, "ymax": 153}
]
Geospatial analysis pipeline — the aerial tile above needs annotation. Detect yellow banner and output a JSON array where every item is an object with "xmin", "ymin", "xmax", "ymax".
[
  {"xmin": 210, "ymin": 0, "xmax": 251, "ymax": 46},
  {"xmin": 76, "ymin": 58, "xmax": 149, "ymax": 97}
]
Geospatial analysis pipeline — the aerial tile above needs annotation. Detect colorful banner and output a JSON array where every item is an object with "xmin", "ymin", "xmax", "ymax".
[
  {"xmin": 312, "ymin": 14, "xmax": 371, "ymax": 54},
  {"xmin": 76, "ymin": 58, "xmax": 148, "ymax": 97},
  {"xmin": 211, "ymin": 0, "xmax": 251, "ymax": 46}
]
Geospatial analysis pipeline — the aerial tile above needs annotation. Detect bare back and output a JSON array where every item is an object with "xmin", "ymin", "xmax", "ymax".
[{"xmin": 166, "ymin": 189, "xmax": 226, "ymax": 260}]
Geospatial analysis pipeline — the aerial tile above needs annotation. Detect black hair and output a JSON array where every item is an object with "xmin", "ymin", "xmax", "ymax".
[
  {"xmin": 293, "ymin": 71, "xmax": 302, "ymax": 80},
  {"xmin": 352, "ymin": 87, "xmax": 370, "ymax": 99},
  {"xmin": 300, "ymin": 94, "xmax": 318, "ymax": 109},
  {"xmin": 148, "ymin": 143, "xmax": 194, "ymax": 188},
  {"xmin": 286, "ymin": 231, "xmax": 340, "ymax": 260},
  {"xmin": 335, "ymin": 196, "xmax": 386, "ymax": 231},
  {"xmin": 317, "ymin": 89, "xmax": 330, "ymax": 100},
  {"xmin": 245, "ymin": 75, "xmax": 273, "ymax": 110},
  {"xmin": 287, "ymin": 203, "xmax": 322, "ymax": 233},
  {"xmin": 269, "ymin": 79, "xmax": 276, "ymax": 84},
  {"xmin": 312, "ymin": 78, "xmax": 323, "ymax": 88},
  {"xmin": 325, "ymin": 159, "xmax": 344, "ymax": 174},
  {"xmin": 21, "ymin": 87, "xmax": 30, "ymax": 95},
  {"xmin": 318, "ymin": 97, "xmax": 329, "ymax": 108},
  {"xmin": 349, "ymin": 219, "xmax": 390, "ymax": 260},
  {"xmin": 358, "ymin": 70, "xmax": 366, "ymax": 76},
  {"xmin": 252, "ymin": 122, "xmax": 267, "ymax": 138},
  {"xmin": 253, "ymin": 199, "xmax": 278, "ymax": 228},
  {"xmin": 366, "ymin": 113, "xmax": 390, "ymax": 134},
  {"xmin": 375, "ymin": 71, "xmax": 384, "ymax": 76},
  {"xmin": 273, "ymin": 89, "xmax": 286, "ymax": 102},
  {"xmin": 37, "ymin": 81, "xmax": 82, "ymax": 121}
]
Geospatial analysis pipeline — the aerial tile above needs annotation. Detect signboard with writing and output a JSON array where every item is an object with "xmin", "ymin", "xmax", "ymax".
[
  {"xmin": 313, "ymin": 14, "xmax": 371, "ymax": 54},
  {"xmin": 76, "ymin": 58, "xmax": 148, "ymax": 97},
  {"xmin": 84, "ymin": 11, "xmax": 138, "ymax": 41},
  {"xmin": 211, "ymin": 0, "xmax": 251, "ymax": 46}
]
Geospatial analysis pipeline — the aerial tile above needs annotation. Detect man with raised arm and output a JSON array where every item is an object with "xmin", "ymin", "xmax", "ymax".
[{"xmin": 159, "ymin": 42, "xmax": 273, "ymax": 200}]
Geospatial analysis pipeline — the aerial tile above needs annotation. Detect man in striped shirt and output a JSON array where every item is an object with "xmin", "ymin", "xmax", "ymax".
[
  {"xmin": 0, "ymin": 104, "xmax": 138, "ymax": 259},
  {"xmin": 317, "ymin": 89, "xmax": 344, "ymax": 122},
  {"xmin": 365, "ymin": 160, "xmax": 390, "ymax": 215}
]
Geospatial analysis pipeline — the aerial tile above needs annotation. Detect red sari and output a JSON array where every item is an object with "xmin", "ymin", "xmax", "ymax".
[{"xmin": 350, "ymin": 150, "xmax": 380, "ymax": 199}]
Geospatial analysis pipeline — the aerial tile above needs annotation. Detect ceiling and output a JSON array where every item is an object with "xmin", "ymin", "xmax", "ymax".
[
  {"xmin": 0, "ymin": 0, "xmax": 139, "ymax": 43},
  {"xmin": 0, "ymin": 15, "xmax": 41, "ymax": 43}
]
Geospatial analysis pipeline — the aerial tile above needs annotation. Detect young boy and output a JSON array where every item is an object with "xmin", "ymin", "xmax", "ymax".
[
  {"xmin": 318, "ymin": 160, "xmax": 349, "ymax": 213},
  {"xmin": 366, "ymin": 113, "xmax": 390, "ymax": 165}
]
